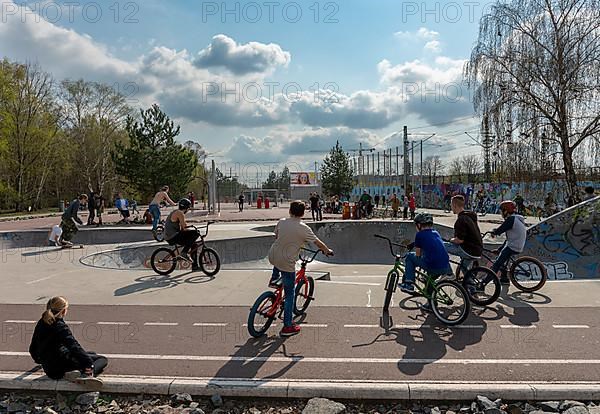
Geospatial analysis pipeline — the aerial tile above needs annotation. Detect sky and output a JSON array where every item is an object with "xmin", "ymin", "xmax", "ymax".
[{"xmin": 0, "ymin": 0, "xmax": 493, "ymax": 183}]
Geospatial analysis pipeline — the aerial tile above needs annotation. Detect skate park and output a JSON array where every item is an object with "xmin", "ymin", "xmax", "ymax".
[{"xmin": 1, "ymin": 198, "xmax": 599, "ymax": 398}]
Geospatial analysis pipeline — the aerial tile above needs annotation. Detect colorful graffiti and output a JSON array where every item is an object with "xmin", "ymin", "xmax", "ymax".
[
  {"xmin": 353, "ymin": 179, "xmax": 600, "ymax": 212},
  {"xmin": 524, "ymin": 196, "xmax": 600, "ymax": 279}
]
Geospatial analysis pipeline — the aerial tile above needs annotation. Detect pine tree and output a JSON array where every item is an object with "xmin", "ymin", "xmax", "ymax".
[
  {"xmin": 113, "ymin": 104, "xmax": 197, "ymax": 201},
  {"xmin": 321, "ymin": 141, "xmax": 353, "ymax": 197}
]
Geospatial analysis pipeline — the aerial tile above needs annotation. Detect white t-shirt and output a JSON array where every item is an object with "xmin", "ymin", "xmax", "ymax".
[
  {"xmin": 49, "ymin": 225, "xmax": 62, "ymax": 242},
  {"xmin": 268, "ymin": 217, "xmax": 318, "ymax": 272}
]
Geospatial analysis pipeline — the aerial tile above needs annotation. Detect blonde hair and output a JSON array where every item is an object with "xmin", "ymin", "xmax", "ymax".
[{"xmin": 42, "ymin": 296, "xmax": 68, "ymax": 325}]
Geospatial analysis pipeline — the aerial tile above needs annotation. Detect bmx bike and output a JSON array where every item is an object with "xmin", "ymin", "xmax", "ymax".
[
  {"xmin": 375, "ymin": 234, "xmax": 471, "ymax": 326},
  {"xmin": 150, "ymin": 222, "xmax": 220, "ymax": 277},
  {"xmin": 247, "ymin": 248, "xmax": 328, "ymax": 337}
]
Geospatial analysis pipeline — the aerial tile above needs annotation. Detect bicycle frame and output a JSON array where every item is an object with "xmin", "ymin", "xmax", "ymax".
[{"xmin": 264, "ymin": 249, "xmax": 316, "ymax": 319}]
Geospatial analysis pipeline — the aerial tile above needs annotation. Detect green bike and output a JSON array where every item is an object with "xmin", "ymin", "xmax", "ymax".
[{"xmin": 375, "ymin": 234, "xmax": 471, "ymax": 326}]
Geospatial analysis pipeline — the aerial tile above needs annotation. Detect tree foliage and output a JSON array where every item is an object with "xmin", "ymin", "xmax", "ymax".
[
  {"xmin": 113, "ymin": 104, "xmax": 197, "ymax": 201},
  {"xmin": 321, "ymin": 141, "xmax": 353, "ymax": 197}
]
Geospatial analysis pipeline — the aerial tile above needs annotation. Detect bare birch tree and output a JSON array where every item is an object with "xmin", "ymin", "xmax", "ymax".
[{"xmin": 465, "ymin": 0, "xmax": 600, "ymax": 204}]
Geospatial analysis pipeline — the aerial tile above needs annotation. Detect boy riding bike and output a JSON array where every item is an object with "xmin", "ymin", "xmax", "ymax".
[
  {"xmin": 163, "ymin": 198, "xmax": 200, "ymax": 271},
  {"xmin": 399, "ymin": 213, "xmax": 451, "ymax": 312},
  {"xmin": 445, "ymin": 195, "xmax": 483, "ymax": 274},
  {"xmin": 490, "ymin": 200, "xmax": 527, "ymax": 284},
  {"xmin": 268, "ymin": 201, "xmax": 333, "ymax": 337}
]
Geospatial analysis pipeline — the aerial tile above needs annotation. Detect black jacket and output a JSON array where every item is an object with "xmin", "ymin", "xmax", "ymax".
[
  {"xmin": 29, "ymin": 318, "xmax": 93, "ymax": 377},
  {"xmin": 454, "ymin": 210, "xmax": 483, "ymax": 257},
  {"xmin": 62, "ymin": 200, "xmax": 83, "ymax": 224}
]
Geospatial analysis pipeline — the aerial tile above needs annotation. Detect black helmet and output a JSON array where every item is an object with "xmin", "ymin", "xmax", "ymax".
[
  {"xmin": 414, "ymin": 213, "xmax": 433, "ymax": 225},
  {"xmin": 178, "ymin": 198, "xmax": 192, "ymax": 210}
]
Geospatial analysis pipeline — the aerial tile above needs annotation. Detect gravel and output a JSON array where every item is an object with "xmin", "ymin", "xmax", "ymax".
[{"xmin": 0, "ymin": 392, "xmax": 598, "ymax": 414}]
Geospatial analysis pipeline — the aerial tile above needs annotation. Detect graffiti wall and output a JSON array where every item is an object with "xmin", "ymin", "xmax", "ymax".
[
  {"xmin": 353, "ymin": 179, "xmax": 599, "ymax": 211},
  {"xmin": 523, "ymin": 196, "xmax": 600, "ymax": 279}
]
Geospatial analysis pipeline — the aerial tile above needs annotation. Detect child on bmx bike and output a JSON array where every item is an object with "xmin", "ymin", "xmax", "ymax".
[{"xmin": 268, "ymin": 200, "xmax": 333, "ymax": 337}]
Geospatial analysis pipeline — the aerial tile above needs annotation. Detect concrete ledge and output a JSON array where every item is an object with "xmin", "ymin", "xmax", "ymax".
[{"xmin": 3, "ymin": 372, "xmax": 600, "ymax": 400}]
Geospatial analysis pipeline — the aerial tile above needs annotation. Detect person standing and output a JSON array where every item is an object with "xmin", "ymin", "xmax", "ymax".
[
  {"xmin": 409, "ymin": 193, "xmax": 416, "ymax": 220},
  {"xmin": 391, "ymin": 193, "xmax": 400, "ymax": 219},
  {"xmin": 402, "ymin": 194, "xmax": 409, "ymax": 220},
  {"xmin": 444, "ymin": 195, "xmax": 483, "ymax": 275},
  {"xmin": 149, "ymin": 186, "xmax": 176, "ymax": 232},
  {"xmin": 189, "ymin": 192, "xmax": 195, "ymax": 208},
  {"xmin": 29, "ymin": 297, "xmax": 107, "ymax": 386},
  {"xmin": 87, "ymin": 187, "xmax": 96, "ymax": 226},
  {"xmin": 309, "ymin": 192, "xmax": 321, "ymax": 221},
  {"xmin": 443, "ymin": 191, "xmax": 452, "ymax": 212},
  {"xmin": 374, "ymin": 194, "xmax": 380, "ymax": 208},
  {"xmin": 95, "ymin": 193, "xmax": 105, "ymax": 227},
  {"xmin": 238, "ymin": 193, "xmax": 245, "ymax": 212},
  {"xmin": 60, "ymin": 194, "xmax": 87, "ymax": 246}
]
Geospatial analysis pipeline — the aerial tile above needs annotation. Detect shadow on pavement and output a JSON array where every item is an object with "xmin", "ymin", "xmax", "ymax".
[
  {"xmin": 114, "ymin": 272, "xmax": 215, "ymax": 296},
  {"xmin": 210, "ymin": 335, "xmax": 301, "ymax": 382},
  {"xmin": 353, "ymin": 299, "xmax": 489, "ymax": 376}
]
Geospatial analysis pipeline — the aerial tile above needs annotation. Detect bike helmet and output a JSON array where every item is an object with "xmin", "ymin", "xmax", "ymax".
[
  {"xmin": 500, "ymin": 200, "xmax": 516, "ymax": 214},
  {"xmin": 414, "ymin": 213, "xmax": 434, "ymax": 225},
  {"xmin": 178, "ymin": 198, "xmax": 192, "ymax": 210}
]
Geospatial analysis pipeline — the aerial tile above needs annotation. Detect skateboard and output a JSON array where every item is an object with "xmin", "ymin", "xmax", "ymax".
[{"xmin": 61, "ymin": 244, "xmax": 84, "ymax": 249}]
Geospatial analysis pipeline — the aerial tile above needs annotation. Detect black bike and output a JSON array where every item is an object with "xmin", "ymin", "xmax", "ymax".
[{"xmin": 150, "ymin": 222, "xmax": 220, "ymax": 276}]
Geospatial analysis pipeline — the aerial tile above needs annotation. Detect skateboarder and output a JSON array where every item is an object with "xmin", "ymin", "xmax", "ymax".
[{"xmin": 59, "ymin": 194, "xmax": 87, "ymax": 247}]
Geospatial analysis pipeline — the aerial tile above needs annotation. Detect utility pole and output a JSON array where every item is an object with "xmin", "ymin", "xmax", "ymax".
[{"xmin": 403, "ymin": 126, "xmax": 409, "ymax": 196}]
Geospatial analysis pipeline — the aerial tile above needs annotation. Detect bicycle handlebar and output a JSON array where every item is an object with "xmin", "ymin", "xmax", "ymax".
[{"xmin": 299, "ymin": 248, "xmax": 332, "ymax": 263}]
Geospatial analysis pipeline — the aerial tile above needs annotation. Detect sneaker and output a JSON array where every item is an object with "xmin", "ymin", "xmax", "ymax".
[
  {"xmin": 268, "ymin": 278, "xmax": 282, "ymax": 288},
  {"xmin": 73, "ymin": 374, "xmax": 103, "ymax": 388},
  {"xmin": 420, "ymin": 302, "xmax": 433, "ymax": 313},
  {"xmin": 280, "ymin": 324, "xmax": 301, "ymax": 337},
  {"xmin": 63, "ymin": 370, "xmax": 81, "ymax": 382},
  {"xmin": 399, "ymin": 283, "xmax": 415, "ymax": 294}
]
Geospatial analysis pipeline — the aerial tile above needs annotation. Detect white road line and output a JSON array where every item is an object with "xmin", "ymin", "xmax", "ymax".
[
  {"xmin": 301, "ymin": 324, "xmax": 328, "ymax": 328},
  {"xmin": 4, "ymin": 320, "xmax": 36, "ymax": 324},
  {"xmin": 25, "ymin": 276, "xmax": 54, "ymax": 285},
  {"xmin": 553, "ymin": 325, "xmax": 590, "ymax": 329},
  {"xmin": 97, "ymin": 322, "xmax": 131, "ymax": 326},
  {"xmin": 144, "ymin": 322, "xmax": 179, "ymax": 326},
  {"xmin": 395, "ymin": 324, "xmax": 431, "ymax": 329},
  {"xmin": 3, "ymin": 351, "xmax": 599, "ymax": 365},
  {"xmin": 344, "ymin": 324, "xmax": 379, "ymax": 328},
  {"xmin": 193, "ymin": 323, "xmax": 228, "ymax": 327},
  {"xmin": 318, "ymin": 281, "xmax": 381, "ymax": 286},
  {"xmin": 500, "ymin": 325, "xmax": 537, "ymax": 329}
]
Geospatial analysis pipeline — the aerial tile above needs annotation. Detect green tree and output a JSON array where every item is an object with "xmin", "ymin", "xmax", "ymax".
[
  {"xmin": 321, "ymin": 141, "xmax": 353, "ymax": 197},
  {"xmin": 113, "ymin": 104, "xmax": 197, "ymax": 201}
]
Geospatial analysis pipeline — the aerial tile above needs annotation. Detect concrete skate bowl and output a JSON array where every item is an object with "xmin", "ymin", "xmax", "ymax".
[
  {"xmin": 0, "ymin": 227, "xmax": 154, "ymax": 249},
  {"xmin": 80, "ymin": 221, "xmax": 456, "ymax": 270},
  {"xmin": 523, "ymin": 196, "xmax": 600, "ymax": 280},
  {"xmin": 80, "ymin": 235, "xmax": 276, "ymax": 271}
]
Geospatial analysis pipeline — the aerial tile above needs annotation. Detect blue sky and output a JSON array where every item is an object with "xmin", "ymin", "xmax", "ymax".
[{"xmin": 2, "ymin": 0, "xmax": 489, "ymax": 179}]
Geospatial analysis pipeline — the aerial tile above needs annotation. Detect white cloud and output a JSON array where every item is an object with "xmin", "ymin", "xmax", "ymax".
[
  {"xmin": 194, "ymin": 34, "xmax": 291, "ymax": 75},
  {"xmin": 394, "ymin": 27, "xmax": 442, "ymax": 54}
]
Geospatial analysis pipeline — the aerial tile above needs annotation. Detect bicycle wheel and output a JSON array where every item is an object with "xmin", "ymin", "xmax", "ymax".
[
  {"xmin": 509, "ymin": 256, "xmax": 547, "ymax": 292},
  {"xmin": 383, "ymin": 271, "xmax": 400, "ymax": 310},
  {"xmin": 294, "ymin": 276, "xmax": 315, "ymax": 315},
  {"xmin": 430, "ymin": 280, "xmax": 470, "ymax": 326},
  {"xmin": 248, "ymin": 291, "xmax": 277, "ymax": 338},
  {"xmin": 153, "ymin": 224, "xmax": 165, "ymax": 242},
  {"xmin": 463, "ymin": 266, "xmax": 500, "ymax": 306},
  {"xmin": 199, "ymin": 247, "xmax": 221, "ymax": 276},
  {"xmin": 150, "ymin": 247, "xmax": 177, "ymax": 275}
]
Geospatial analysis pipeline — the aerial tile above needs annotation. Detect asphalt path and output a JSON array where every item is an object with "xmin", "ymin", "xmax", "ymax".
[{"xmin": 1, "ymin": 303, "xmax": 598, "ymax": 383}]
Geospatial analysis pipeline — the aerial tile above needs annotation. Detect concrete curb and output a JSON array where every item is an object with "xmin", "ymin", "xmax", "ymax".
[{"xmin": 2, "ymin": 372, "xmax": 600, "ymax": 400}]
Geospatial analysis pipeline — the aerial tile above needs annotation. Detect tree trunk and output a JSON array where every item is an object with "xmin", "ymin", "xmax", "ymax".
[{"xmin": 561, "ymin": 142, "xmax": 580, "ymax": 206}]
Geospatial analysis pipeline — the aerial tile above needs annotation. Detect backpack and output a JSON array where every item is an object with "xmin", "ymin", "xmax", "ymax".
[{"xmin": 143, "ymin": 209, "xmax": 153, "ymax": 224}]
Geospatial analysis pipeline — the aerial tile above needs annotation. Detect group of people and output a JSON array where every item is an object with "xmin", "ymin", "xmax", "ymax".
[{"xmin": 398, "ymin": 195, "xmax": 527, "ymax": 303}]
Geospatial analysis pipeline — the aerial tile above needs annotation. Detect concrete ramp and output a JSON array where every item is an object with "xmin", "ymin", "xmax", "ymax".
[
  {"xmin": 524, "ymin": 196, "xmax": 599, "ymax": 279},
  {"xmin": 79, "ymin": 221, "xmax": 456, "ymax": 270}
]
